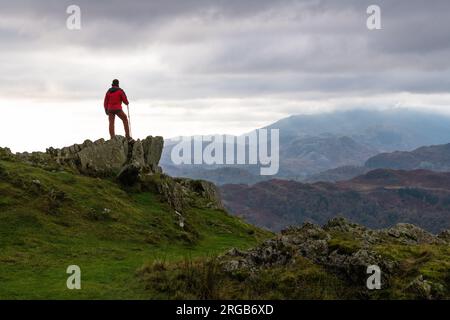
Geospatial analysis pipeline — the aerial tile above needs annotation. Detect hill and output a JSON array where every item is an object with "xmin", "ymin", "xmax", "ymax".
[
  {"xmin": 366, "ymin": 143, "xmax": 450, "ymax": 171},
  {"xmin": 312, "ymin": 142, "xmax": 450, "ymax": 183},
  {"xmin": 0, "ymin": 138, "xmax": 268, "ymax": 299},
  {"xmin": 305, "ymin": 166, "xmax": 370, "ymax": 183},
  {"xmin": 220, "ymin": 169, "xmax": 450, "ymax": 233},
  {"xmin": 276, "ymin": 135, "xmax": 378, "ymax": 179}
]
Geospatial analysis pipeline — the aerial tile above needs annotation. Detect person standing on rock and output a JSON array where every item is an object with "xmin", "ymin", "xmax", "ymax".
[{"xmin": 104, "ymin": 79, "xmax": 132, "ymax": 140}]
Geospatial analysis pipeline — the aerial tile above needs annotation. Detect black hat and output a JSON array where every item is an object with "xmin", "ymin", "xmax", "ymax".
[{"xmin": 112, "ymin": 79, "xmax": 119, "ymax": 86}]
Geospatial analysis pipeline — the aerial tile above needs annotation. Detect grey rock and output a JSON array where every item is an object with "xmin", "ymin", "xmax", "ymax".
[
  {"xmin": 324, "ymin": 217, "xmax": 367, "ymax": 234},
  {"xmin": 77, "ymin": 136, "xmax": 129, "ymax": 176},
  {"xmin": 437, "ymin": 229, "xmax": 450, "ymax": 242},
  {"xmin": 222, "ymin": 219, "xmax": 399, "ymax": 285},
  {"xmin": 325, "ymin": 249, "xmax": 396, "ymax": 283},
  {"xmin": 406, "ymin": 275, "xmax": 445, "ymax": 300},
  {"xmin": 381, "ymin": 223, "xmax": 444, "ymax": 245},
  {"xmin": 117, "ymin": 161, "xmax": 142, "ymax": 186},
  {"xmin": 281, "ymin": 222, "xmax": 330, "ymax": 244},
  {"xmin": 176, "ymin": 179, "xmax": 225, "ymax": 210},
  {"xmin": 131, "ymin": 140, "xmax": 146, "ymax": 168},
  {"xmin": 222, "ymin": 259, "xmax": 242, "ymax": 272},
  {"xmin": 142, "ymin": 136, "xmax": 164, "ymax": 172}
]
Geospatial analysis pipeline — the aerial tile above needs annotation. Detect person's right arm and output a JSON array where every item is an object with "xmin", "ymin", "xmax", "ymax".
[{"xmin": 121, "ymin": 90, "xmax": 129, "ymax": 106}]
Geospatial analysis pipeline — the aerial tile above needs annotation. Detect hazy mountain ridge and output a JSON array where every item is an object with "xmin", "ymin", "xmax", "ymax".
[
  {"xmin": 311, "ymin": 142, "xmax": 450, "ymax": 183},
  {"xmin": 265, "ymin": 109, "xmax": 450, "ymax": 152},
  {"xmin": 366, "ymin": 143, "xmax": 450, "ymax": 171},
  {"xmin": 161, "ymin": 109, "xmax": 450, "ymax": 184}
]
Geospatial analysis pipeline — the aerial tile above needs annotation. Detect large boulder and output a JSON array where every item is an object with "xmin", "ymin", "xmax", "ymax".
[
  {"xmin": 142, "ymin": 136, "xmax": 164, "ymax": 172},
  {"xmin": 77, "ymin": 137, "xmax": 129, "ymax": 176}
]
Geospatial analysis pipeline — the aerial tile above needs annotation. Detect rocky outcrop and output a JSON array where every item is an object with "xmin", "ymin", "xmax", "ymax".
[
  {"xmin": 16, "ymin": 136, "xmax": 164, "ymax": 181},
  {"xmin": 142, "ymin": 174, "xmax": 225, "ymax": 213},
  {"xmin": 6, "ymin": 136, "xmax": 226, "ymax": 214},
  {"xmin": 222, "ymin": 218, "xmax": 448, "ymax": 290}
]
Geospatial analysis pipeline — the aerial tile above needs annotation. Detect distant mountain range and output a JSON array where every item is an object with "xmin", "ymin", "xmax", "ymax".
[
  {"xmin": 308, "ymin": 142, "xmax": 450, "ymax": 183},
  {"xmin": 220, "ymin": 168, "xmax": 450, "ymax": 233},
  {"xmin": 161, "ymin": 109, "xmax": 450, "ymax": 184},
  {"xmin": 160, "ymin": 108, "xmax": 450, "ymax": 235}
]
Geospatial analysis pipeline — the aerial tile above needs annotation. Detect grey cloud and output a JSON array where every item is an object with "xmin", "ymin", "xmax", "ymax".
[{"xmin": 0, "ymin": 0, "xmax": 449, "ymax": 101}]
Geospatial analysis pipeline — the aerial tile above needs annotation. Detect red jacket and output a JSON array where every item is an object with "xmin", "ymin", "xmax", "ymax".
[{"xmin": 104, "ymin": 86, "xmax": 129, "ymax": 111}]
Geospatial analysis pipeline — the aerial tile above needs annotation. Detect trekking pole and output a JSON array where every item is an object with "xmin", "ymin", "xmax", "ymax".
[{"xmin": 127, "ymin": 104, "xmax": 132, "ymax": 138}]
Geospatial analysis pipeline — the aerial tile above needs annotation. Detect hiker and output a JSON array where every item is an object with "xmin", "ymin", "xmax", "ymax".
[{"xmin": 103, "ymin": 79, "xmax": 132, "ymax": 140}]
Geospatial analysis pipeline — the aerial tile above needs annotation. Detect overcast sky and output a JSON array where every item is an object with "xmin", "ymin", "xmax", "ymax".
[{"xmin": 1, "ymin": 0, "xmax": 450, "ymax": 152}]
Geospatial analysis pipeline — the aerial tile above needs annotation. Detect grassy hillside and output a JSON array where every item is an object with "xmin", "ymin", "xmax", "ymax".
[
  {"xmin": 0, "ymin": 158, "xmax": 269, "ymax": 299},
  {"xmin": 1, "ymin": 152, "xmax": 449, "ymax": 300}
]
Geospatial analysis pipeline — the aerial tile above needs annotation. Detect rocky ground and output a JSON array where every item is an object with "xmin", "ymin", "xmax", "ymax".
[
  {"xmin": 141, "ymin": 218, "xmax": 450, "ymax": 299},
  {"xmin": 220, "ymin": 218, "xmax": 450, "ymax": 299}
]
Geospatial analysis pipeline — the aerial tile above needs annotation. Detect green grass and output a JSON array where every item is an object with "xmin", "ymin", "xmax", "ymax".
[
  {"xmin": 137, "ymin": 256, "xmax": 356, "ymax": 300},
  {"xmin": 0, "ymin": 160, "xmax": 270, "ymax": 299},
  {"xmin": 371, "ymin": 244, "xmax": 450, "ymax": 299},
  {"xmin": 327, "ymin": 231, "xmax": 362, "ymax": 255}
]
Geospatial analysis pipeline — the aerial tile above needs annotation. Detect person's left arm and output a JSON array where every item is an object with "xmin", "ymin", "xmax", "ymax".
[{"xmin": 104, "ymin": 92, "xmax": 110, "ymax": 115}]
